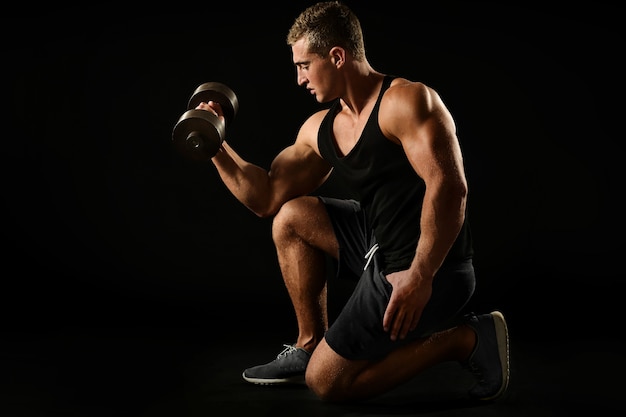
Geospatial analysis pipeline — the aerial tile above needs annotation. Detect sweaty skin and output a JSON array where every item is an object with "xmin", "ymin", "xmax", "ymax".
[
  {"xmin": 196, "ymin": 34, "xmax": 473, "ymax": 402},
  {"xmin": 201, "ymin": 39, "xmax": 466, "ymax": 341}
]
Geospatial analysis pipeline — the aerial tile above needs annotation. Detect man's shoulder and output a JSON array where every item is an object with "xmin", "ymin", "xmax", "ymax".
[
  {"xmin": 294, "ymin": 108, "xmax": 331, "ymax": 148},
  {"xmin": 302, "ymin": 107, "xmax": 332, "ymax": 130},
  {"xmin": 387, "ymin": 77, "xmax": 429, "ymax": 94},
  {"xmin": 383, "ymin": 79, "xmax": 440, "ymax": 111}
]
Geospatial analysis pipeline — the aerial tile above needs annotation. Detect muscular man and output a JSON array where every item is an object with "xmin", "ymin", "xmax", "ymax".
[{"xmin": 197, "ymin": 1, "xmax": 509, "ymax": 403}]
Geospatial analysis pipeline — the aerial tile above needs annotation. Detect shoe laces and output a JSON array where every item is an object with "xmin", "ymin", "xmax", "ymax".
[{"xmin": 277, "ymin": 344, "xmax": 298, "ymax": 359}]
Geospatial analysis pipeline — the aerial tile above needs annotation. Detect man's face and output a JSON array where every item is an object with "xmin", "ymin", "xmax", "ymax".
[{"xmin": 291, "ymin": 38, "xmax": 337, "ymax": 103}]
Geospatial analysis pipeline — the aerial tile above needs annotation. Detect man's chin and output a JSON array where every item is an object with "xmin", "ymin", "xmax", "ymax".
[{"xmin": 316, "ymin": 96, "xmax": 334, "ymax": 104}]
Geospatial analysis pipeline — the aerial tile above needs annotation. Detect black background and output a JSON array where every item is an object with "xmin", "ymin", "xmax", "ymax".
[{"xmin": 5, "ymin": 1, "xmax": 624, "ymax": 344}]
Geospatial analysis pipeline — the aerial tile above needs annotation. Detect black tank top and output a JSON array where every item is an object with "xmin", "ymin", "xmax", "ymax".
[{"xmin": 318, "ymin": 75, "xmax": 473, "ymax": 273}]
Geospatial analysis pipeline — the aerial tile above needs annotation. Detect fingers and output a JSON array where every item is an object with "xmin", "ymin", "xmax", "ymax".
[
  {"xmin": 382, "ymin": 304, "xmax": 394, "ymax": 336},
  {"xmin": 383, "ymin": 303, "xmax": 407, "ymax": 341},
  {"xmin": 195, "ymin": 100, "xmax": 222, "ymax": 118},
  {"xmin": 383, "ymin": 302, "xmax": 422, "ymax": 341},
  {"xmin": 394, "ymin": 314, "xmax": 410, "ymax": 341}
]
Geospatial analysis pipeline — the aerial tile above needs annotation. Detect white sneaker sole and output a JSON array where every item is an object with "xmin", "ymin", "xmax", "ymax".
[{"xmin": 486, "ymin": 310, "xmax": 510, "ymax": 401}]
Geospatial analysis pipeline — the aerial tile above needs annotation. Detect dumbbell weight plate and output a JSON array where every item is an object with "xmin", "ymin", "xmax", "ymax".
[
  {"xmin": 187, "ymin": 82, "xmax": 239, "ymax": 124},
  {"xmin": 172, "ymin": 109, "xmax": 225, "ymax": 161}
]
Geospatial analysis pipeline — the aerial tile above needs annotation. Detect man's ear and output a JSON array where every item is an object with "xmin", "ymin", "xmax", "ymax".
[{"xmin": 329, "ymin": 47, "xmax": 345, "ymax": 67}]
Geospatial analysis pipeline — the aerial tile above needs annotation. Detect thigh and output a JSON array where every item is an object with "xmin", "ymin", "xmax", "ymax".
[
  {"xmin": 318, "ymin": 196, "xmax": 374, "ymax": 278},
  {"xmin": 324, "ymin": 251, "xmax": 393, "ymax": 361},
  {"xmin": 325, "ymin": 254, "xmax": 476, "ymax": 361}
]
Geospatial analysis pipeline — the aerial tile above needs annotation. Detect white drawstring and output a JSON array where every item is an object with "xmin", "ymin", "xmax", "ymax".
[{"xmin": 363, "ymin": 243, "xmax": 379, "ymax": 270}]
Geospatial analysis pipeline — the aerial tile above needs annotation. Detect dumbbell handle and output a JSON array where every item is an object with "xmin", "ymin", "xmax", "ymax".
[
  {"xmin": 188, "ymin": 82, "xmax": 239, "ymax": 122},
  {"xmin": 172, "ymin": 82, "xmax": 238, "ymax": 161}
]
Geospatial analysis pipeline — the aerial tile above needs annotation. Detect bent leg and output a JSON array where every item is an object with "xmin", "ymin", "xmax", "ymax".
[
  {"xmin": 272, "ymin": 196, "xmax": 339, "ymax": 353},
  {"xmin": 306, "ymin": 325, "xmax": 476, "ymax": 403}
]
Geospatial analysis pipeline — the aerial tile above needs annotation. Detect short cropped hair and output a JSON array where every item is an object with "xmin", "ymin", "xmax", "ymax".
[{"xmin": 286, "ymin": 1, "xmax": 366, "ymax": 61}]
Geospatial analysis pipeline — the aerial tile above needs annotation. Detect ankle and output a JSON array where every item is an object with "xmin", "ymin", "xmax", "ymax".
[
  {"xmin": 456, "ymin": 324, "xmax": 477, "ymax": 362},
  {"xmin": 297, "ymin": 336, "xmax": 322, "ymax": 354}
]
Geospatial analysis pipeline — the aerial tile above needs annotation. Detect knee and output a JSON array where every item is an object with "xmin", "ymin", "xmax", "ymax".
[
  {"xmin": 272, "ymin": 198, "xmax": 300, "ymax": 227},
  {"xmin": 305, "ymin": 368, "xmax": 336, "ymax": 402},
  {"xmin": 271, "ymin": 198, "xmax": 301, "ymax": 242},
  {"xmin": 305, "ymin": 361, "xmax": 347, "ymax": 403},
  {"xmin": 271, "ymin": 196, "xmax": 318, "ymax": 243}
]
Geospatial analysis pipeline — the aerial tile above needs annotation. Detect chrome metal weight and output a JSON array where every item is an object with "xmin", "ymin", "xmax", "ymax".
[{"xmin": 172, "ymin": 82, "xmax": 239, "ymax": 161}]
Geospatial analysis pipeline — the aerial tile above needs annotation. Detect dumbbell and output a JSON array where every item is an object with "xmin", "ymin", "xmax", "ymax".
[{"xmin": 172, "ymin": 82, "xmax": 239, "ymax": 161}]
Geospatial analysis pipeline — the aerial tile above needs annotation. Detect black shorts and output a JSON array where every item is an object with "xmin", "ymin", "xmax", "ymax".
[{"xmin": 319, "ymin": 196, "xmax": 476, "ymax": 361}]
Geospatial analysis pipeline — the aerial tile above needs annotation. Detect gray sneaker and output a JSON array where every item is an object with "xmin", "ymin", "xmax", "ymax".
[
  {"xmin": 464, "ymin": 311, "xmax": 510, "ymax": 401},
  {"xmin": 242, "ymin": 344, "xmax": 311, "ymax": 385}
]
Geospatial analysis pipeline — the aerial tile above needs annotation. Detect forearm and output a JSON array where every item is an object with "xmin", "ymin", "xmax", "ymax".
[
  {"xmin": 410, "ymin": 182, "xmax": 467, "ymax": 281},
  {"xmin": 210, "ymin": 141, "xmax": 273, "ymax": 217}
]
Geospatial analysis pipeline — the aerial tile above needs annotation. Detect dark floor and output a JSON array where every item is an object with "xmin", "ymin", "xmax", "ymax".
[{"xmin": 3, "ymin": 291, "xmax": 625, "ymax": 417}]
